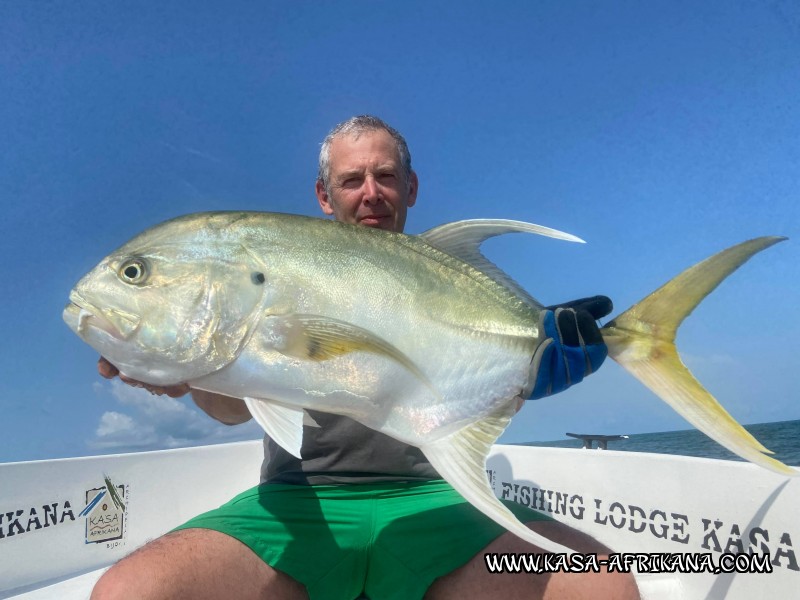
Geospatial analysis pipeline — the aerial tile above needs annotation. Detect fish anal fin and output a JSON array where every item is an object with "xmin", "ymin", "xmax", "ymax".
[{"xmin": 421, "ymin": 403, "xmax": 577, "ymax": 554}]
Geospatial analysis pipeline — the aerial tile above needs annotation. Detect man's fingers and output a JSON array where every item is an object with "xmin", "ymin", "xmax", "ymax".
[
  {"xmin": 163, "ymin": 384, "xmax": 191, "ymax": 398},
  {"xmin": 554, "ymin": 307, "xmax": 606, "ymax": 347},
  {"xmin": 97, "ymin": 357, "xmax": 190, "ymax": 398},
  {"xmin": 554, "ymin": 308, "xmax": 580, "ymax": 347},
  {"xmin": 547, "ymin": 296, "xmax": 613, "ymax": 320},
  {"xmin": 118, "ymin": 373, "xmax": 141, "ymax": 386},
  {"xmin": 576, "ymin": 309, "xmax": 604, "ymax": 346},
  {"xmin": 120, "ymin": 377, "xmax": 190, "ymax": 398},
  {"xmin": 582, "ymin": 295, "xmax": 613, "ymax": 320},
  {"xmin": 97, "ymin": 357, "xmax": 119, "ymax": 379}
]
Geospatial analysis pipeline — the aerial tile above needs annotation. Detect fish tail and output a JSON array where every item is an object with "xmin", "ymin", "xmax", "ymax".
[{"xmin": 600, "ymin": 236, "xmax": 796, "ymax": 476}]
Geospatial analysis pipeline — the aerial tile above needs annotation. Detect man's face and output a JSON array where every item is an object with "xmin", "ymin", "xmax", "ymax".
[{"xmin": 316, "ymin": 129, "xmax": 418, "ymax": 233}]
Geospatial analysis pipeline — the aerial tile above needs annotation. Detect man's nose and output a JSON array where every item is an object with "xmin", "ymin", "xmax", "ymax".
[{"xmin": 362, "ymin": 176, "xmax": 379, "ymax": 204}]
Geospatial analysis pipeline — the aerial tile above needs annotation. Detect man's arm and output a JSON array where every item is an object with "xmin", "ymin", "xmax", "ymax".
[
  {"xmin": 97, "ymin": 357, "xmax": 252, "ymax": 425},
  {"xmin": 191, "ymin": 389, "xmax": 252, "ymax": 425}
]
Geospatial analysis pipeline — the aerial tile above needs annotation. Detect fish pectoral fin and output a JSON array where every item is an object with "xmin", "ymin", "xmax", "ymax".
[
  {"xmin": 279, "ymin": 314, "xmax": 407, "ymax": 361},
  {"xmin": 274, "ymin": 314, "xmax": 442, "ymax": 400},
  {"xmin": 244, "ymin": 397, "xmax": 305, "ymax": 459},
  {"xmin": 420, "ymin": 404, "xmax": 576, "ymax": 554}
]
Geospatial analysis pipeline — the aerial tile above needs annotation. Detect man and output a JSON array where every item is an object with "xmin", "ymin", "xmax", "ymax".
[{"xmin": 92, "ymin": 116, "xmax": 639, "ymax": 600}]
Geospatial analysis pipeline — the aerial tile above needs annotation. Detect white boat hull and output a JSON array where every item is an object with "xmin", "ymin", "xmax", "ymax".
[
  {"xmin": 487, "ymin": 445, "xmax": 799, "ymax": 598},
  {"xmin": 1, "ymin": 443, "xmax": 797, "ymax": 599}
]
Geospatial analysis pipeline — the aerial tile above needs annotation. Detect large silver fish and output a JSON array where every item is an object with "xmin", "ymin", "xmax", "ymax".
[{"xmin": 63, "ymin": 211, "xmax": 794, "ymax": 554}]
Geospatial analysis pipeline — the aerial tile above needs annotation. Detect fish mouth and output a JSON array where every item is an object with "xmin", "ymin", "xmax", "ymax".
[{"xmin": 65, "ymin": 292, "xmax": 139, "ymax": 339}]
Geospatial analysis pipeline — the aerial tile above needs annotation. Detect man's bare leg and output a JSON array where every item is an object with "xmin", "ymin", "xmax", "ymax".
[
  {"xmin": 91, "ymin": 528, "xmax": 308, "ymax": 600},
  {"xmin": 425, "ymin": 521, "xmax": 640, "ymax": 600}
]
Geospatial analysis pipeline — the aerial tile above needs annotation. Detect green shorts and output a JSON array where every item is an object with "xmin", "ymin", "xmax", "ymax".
[{"xmin": 174, "ymin": 479, "xmax": 551, "ymax": 600}]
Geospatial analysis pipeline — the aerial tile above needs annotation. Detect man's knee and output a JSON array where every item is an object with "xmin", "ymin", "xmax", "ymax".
[
  {"xmin": 91, "ymin": 528, "xmax": 308, "ymax": 600},
  {"xmin": 90, "ymin": 558, "xmax": 142, "ymax": 600},
  {"xmin": 90, "ymin": 534, "xmax": 174, "ymax": 600},
  {"xmin": 524, "ymin": 521, "xmax": 640, "ymax": 600},
  {"xmin": 606, "ymin": 571, "xmax": 640, "ymax": 600}
]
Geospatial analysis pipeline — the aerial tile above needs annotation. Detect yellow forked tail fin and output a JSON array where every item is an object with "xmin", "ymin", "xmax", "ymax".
[{"xmin": 601, "ymin": 237, "xmax": 796, "ymax": 476}]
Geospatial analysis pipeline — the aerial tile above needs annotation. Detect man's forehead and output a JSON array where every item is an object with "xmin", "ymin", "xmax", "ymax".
[
  {"xmin": 329, "ymin": 130, "xmax": 401, "ymax": 168},
  {"xmin": 331, "ymin": 129, "xmax": 396, "ymax": 151}
]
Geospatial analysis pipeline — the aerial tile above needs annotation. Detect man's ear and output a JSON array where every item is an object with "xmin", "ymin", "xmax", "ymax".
[
  {"xmin": 315, "ymin": 179, "xmax": 334, "ymax": 215},
  {"xmin": 406, "ymin": 170, "xmax": 418, "ymax": 208}
]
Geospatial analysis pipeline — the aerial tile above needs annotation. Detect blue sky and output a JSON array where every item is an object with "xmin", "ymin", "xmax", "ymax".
[{"xmin": 1, "ymin": 1, "xmax": 798, "ymax": 463}]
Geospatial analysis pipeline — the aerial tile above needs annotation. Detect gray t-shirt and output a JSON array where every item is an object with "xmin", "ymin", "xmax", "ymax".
[{"xmin": 260, "ymin": 410, "xmax": 440, "ymax": 485}]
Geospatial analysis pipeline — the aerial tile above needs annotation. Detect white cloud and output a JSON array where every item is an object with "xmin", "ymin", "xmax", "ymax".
[
  {"xmin": 88, "ymin": 380, "xmax": 263, "ymax": 453},
  {"xmin": 93, "ymin": 411, "xmax": 160, "ymax": 450},
  {"xmin": 96, "ymin": 411, "xmax": 137, "ymax": 437}
]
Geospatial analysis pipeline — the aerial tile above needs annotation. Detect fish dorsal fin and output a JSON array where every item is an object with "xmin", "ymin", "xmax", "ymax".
[
  {"xmin": 269, "ymin": 314, "xmax": 442, "ymax": 401},
  {"xmin": 420, "ymin": 402, "xmax": 576, "ymax": 554},
  {"xmin": 419, "ymin": 219, "xmax": 584, "ymax": 309},
  {"xmin": 244, "ymin": 397, "xmax": 305, "ymax": 458}
]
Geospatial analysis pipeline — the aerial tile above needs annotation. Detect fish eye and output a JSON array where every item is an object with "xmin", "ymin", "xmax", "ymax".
[{"xmin": 119, "ymin": 258, "xmax": 148, "ymax": 285}]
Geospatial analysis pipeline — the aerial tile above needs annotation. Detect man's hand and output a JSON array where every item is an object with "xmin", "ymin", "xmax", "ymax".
[
  {"xmin": 97, "ymin": 357, "xmax": 251, "ymax": 424},
  {"xmin": 530, "ymin": 295, "xmax": 612, "ymax": 400},
  {"xmin": 97, "ymin": 357, "xmax": 191, "ymax": 398}
]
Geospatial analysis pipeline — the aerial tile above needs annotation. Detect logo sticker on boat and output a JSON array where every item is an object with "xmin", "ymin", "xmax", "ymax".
[
  {"xmin": 486, "ymin": 469, "xmax": 496, "ymax": 491},
  {"xmin": 79, "ymin": 476, "xmax": 126, "ymax": 545}
]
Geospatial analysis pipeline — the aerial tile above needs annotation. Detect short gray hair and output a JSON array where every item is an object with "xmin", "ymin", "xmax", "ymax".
[{"xmin": 317, "ymin": 115, "xmax": 413, "ymax": 193}]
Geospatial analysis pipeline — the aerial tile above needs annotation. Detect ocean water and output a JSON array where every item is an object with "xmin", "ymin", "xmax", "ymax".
[{"xmin": 520, "ymin": 419, "xmax": 800, "ymax": 467}]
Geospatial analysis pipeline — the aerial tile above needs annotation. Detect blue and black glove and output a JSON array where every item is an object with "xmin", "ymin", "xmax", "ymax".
[{"xmin": 530, "ymin": 295, "xmax": 612, "ymax": 400}]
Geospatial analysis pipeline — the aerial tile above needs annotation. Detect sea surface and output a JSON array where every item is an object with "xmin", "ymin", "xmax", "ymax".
[{"xmin": 520, "ymin": 419, "xmax": 800, "ymax": 467}]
